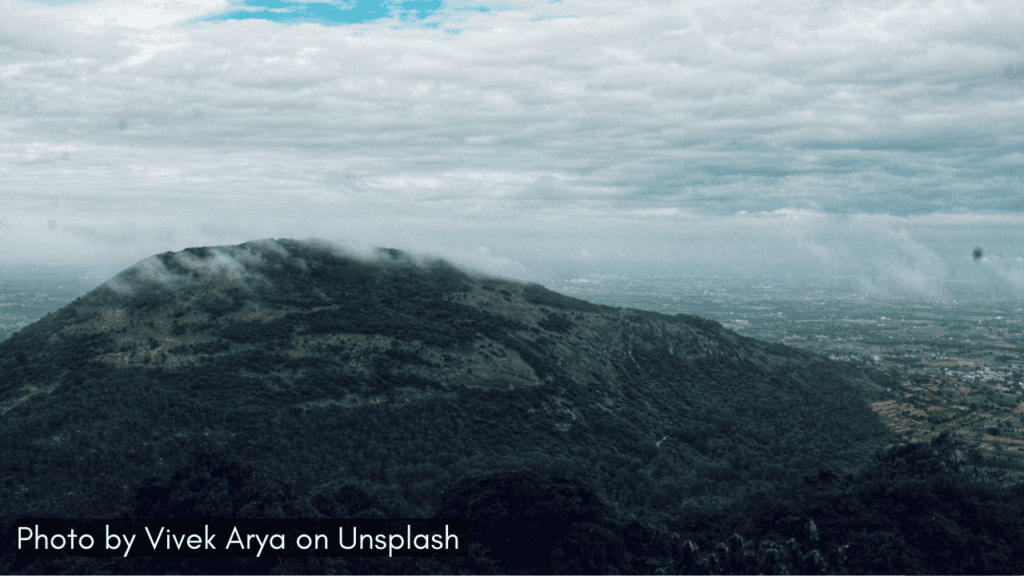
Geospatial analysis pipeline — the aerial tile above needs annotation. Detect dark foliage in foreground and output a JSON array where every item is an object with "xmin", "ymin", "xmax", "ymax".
[{"xmin": 5, "ymin": 432, "xmax": 1024, "ymax": 574}]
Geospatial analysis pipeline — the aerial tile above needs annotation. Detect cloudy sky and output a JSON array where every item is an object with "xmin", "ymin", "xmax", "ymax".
[{"xmin": 3, "ymin": 0, "xmax": 1023, "ymax": 298}]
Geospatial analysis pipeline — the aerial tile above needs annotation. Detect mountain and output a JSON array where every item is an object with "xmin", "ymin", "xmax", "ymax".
[{"xmin": 2, "ymin": 238, "xmax": 1023, "ymax": 574}]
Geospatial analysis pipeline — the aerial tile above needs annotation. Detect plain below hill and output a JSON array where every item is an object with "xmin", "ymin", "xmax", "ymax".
[{"xmin": 3, "ymin": 238, "xmax": 1019, "ymax": 574}]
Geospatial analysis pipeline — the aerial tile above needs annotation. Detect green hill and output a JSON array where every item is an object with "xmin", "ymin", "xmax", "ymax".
[{"xmin": 1, "ymin": 239, "xmax": 1022, "ymax": 574}]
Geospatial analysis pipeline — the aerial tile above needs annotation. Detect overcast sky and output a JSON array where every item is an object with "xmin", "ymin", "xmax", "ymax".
[{"xmin": 3, "ymin": 0, "xmax": 1024, "ymax": 299}]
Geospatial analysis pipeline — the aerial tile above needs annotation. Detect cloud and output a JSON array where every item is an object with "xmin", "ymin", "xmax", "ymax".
[
  {"xmin": 792, "ymin": 216, "xmax": 947, "ymax": 299},
  {"xmin": 103, "ymin": 242, "xmax": 272, "ymax": 294},
  {"xmin": 101, "ymin": 237, "xmax": 527, "ymax": 296},
  {"xmin": 425, "ymin": 245, "xmax": 537, "ymax": 280},
  {"xmin": 974, "ymin": 251, "xmax": 1024, "ymax": 292},
  {"xmin": 3, "ymin": 0, "xmax": 1024, "ymax": 288}
]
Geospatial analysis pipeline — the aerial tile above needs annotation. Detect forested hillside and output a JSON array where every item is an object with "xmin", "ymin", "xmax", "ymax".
[{"xmin": 2, "ymin": 239, "xmax": 1023, "ymax": 574}]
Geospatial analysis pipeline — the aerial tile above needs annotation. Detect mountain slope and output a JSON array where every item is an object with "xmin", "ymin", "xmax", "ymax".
[{"xmin": 0, "ymin": 238, "xmax": 922, "ymax": 573}]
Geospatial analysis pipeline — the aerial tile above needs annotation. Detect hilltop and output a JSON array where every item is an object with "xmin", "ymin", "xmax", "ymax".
[{"xmin": 2, "ymin": 239, "xmax": 1023, "ymax": 574}]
